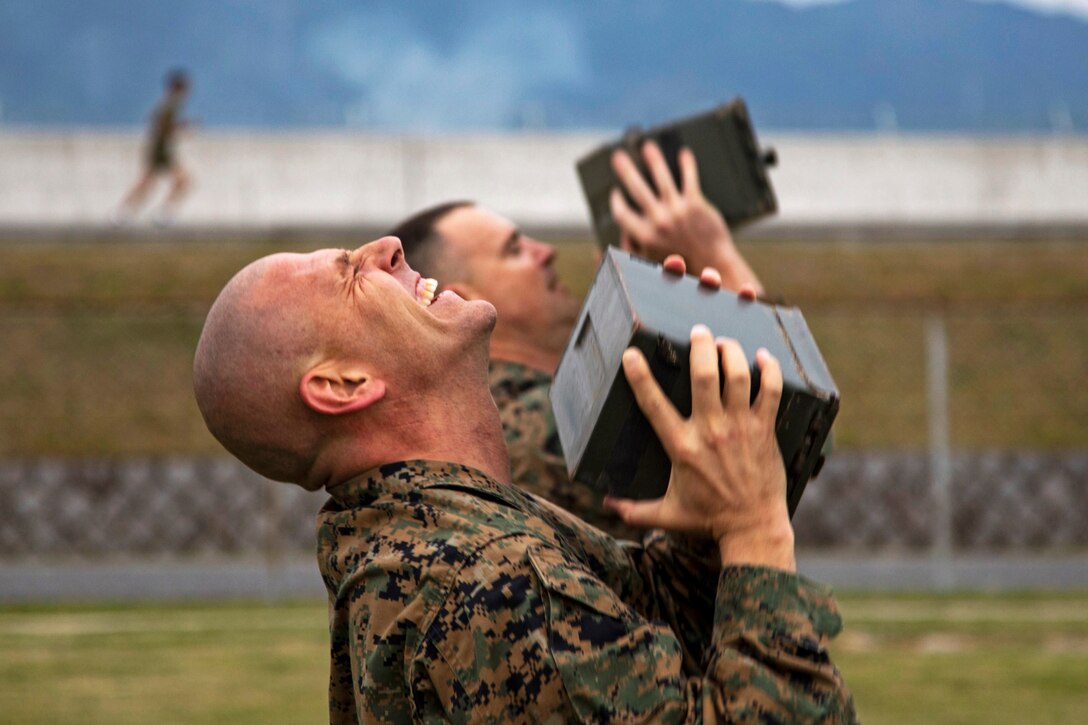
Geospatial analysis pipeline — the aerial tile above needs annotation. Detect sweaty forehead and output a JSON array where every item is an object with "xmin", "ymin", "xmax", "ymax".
[
  {"xmin": 261, "ymin": 249, "xmax": 337, "ymax": 279},
  {"xmin": 242, "ymin": 250, "xmax": 340, "ymax": 300}
]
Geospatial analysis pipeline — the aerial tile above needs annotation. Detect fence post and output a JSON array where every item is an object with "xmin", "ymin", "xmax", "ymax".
[{"xmin": 926, "ymin": 314, "xmax": 954, "ymax": 588}]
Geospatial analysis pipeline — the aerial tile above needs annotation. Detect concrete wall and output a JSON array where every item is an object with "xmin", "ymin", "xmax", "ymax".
[{"xmin": 1, "ymin": 129, "xmax": 1087, "ymax": 228}]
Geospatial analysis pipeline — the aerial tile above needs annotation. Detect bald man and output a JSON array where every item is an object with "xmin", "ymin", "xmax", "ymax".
[
  {"xmin": 390, "ymin": 141, "xmax": 765, "ymax": 539},
  {"xmin": 193, "ymin": 236, "xmax": 855, "ymax": 723}
]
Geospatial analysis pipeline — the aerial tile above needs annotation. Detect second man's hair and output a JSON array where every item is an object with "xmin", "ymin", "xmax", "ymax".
[{"xmin": 386, "ymin": 200, "xmax": 473, "ymax": 280}]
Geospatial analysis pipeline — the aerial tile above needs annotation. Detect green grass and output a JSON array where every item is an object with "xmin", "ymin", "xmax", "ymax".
[
  {"xmin": 1, "ymin": 593, "xmax": 1086, "ymax": 724},
  {"xmin": 0, "ymin": 237, "xmax": 1086, "ymax": 455},
  {"xmin": 834, "ymin": 592, "xmax": 1088, "ymax": 724},
  {"xmin": 0, "ymin": 601, "xmax": 329, "ymax": 725}
]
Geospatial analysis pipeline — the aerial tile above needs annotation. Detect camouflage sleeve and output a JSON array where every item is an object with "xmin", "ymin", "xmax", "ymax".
[
  {"xmin": 492, "ymin": 364, "xmax": 644, "ymax": 540},
  {"xmin": 622, "ymin": 530, "xmax": 722, "ymax": 674},
  {"xmin": 499, "ymin": 379, "xmax": 611, "ymax": 528},
  {"xmin": 412, "ymin": 538, "xmax": 856, "ymax": 724},
  {"xmin": 517, "ymin": 491, "xmax": 718, "ymax": 673}
]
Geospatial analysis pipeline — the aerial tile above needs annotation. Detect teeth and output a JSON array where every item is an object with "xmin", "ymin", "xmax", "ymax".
[{"xmin": 418, "ymin": 278, "xmax": 438, "ymax": 306}]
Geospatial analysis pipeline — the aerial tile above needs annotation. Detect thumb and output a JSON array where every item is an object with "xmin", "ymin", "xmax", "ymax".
[{"xmin": 604, "ymin": 496, "xmax": 666, "ymax": 529}]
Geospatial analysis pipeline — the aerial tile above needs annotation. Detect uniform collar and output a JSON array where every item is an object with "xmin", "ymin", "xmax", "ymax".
[{"xmin": 325, "ymin": 459, "xmax": 522, "ymax": 510}]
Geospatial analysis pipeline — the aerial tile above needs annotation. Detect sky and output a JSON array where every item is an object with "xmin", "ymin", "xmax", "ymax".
[
  {"xmin": 2, "ymin": 0, "xmax": 1085, "ymax": 131},
  {"xmin": 765, "ymin": 0, "xmax": 1088, "ymax": 17},
  {"xmin": 969, "ymin": 0, "xmax": 1088, "ymax": 15}
]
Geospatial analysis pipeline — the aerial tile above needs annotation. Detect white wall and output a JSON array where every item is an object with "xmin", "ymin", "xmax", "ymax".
[{"xmin": 1, "ymin": 129, "xmax": 1086, "ymax": 228}]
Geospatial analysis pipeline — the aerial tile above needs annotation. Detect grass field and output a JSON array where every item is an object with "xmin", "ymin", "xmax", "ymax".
[
  {"xmin": 1, "ymin": 592, "xmax": 1086, "ymax": 724},
  {"xmin": 0, "ymin": 237, "xmax": 1086, "ymax": 455}
]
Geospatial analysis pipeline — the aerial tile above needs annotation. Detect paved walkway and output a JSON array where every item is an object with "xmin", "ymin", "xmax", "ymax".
[{"xmin": 2, "ymin": 554, "xmax": 1086, "ymax": 602}]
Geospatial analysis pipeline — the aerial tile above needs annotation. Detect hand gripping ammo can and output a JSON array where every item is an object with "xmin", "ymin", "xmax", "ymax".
[
  {"xmin": 549, "ymin": 248, "xmax": 838, "ymax": 518},
  {"xmin": 576, "ymin": 97, "xmax": 778, "ymax": 250}
]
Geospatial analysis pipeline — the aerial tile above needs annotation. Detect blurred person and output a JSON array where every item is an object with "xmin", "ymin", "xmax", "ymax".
[
  {"xmin": 113, "ymin": 69, "xmax": 194, "ymax": 225},
  {"xmin": 388, "ymin": 141, "xmax": 765, "ymax": 538},
  {"xmin": 192, "ymin": 235, "xmax": 856, "ymax": 723}
]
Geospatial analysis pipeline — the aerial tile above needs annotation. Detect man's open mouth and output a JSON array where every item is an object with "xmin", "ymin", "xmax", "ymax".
[{"xmin": 416, "ymin": 277, "xmax": 438, "ymax": 306}]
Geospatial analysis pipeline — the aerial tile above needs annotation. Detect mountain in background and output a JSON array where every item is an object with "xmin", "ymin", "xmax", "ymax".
[{"xmin": 1, "ymin": 0, "xmax": 1086, "ymax": 131}]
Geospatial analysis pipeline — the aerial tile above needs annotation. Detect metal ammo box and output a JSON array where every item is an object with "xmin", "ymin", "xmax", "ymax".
[
  {"xmin": 576, "ymin": 97, "xmax": 778, "ymax": 249},
  {"xmin": 550, "ymin": 249, "xmax": 838, "ymax": 518}
]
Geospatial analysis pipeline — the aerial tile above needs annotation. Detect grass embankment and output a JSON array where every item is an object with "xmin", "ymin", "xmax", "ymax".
[
  {"xmin": 0, "ymin": 593, "xmax": 1085, "ymax": 723},
  {"xmin": 0, "ymin": 238, "xmax": 1086, "ymax": 455}
]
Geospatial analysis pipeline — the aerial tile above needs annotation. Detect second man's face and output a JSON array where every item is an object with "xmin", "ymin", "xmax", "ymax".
[{"xmin": 435, "ymin": 206, "xmax": 582, "ymax": 350}]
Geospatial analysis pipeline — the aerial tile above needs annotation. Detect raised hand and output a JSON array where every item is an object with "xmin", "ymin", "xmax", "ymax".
[
  {"xmin": 610, "ymin": 141, "xmax": 765, "ymax": 296},
  {"xmin": 605, "ymin": 325, "xmax": 795, "ymax": 571}
]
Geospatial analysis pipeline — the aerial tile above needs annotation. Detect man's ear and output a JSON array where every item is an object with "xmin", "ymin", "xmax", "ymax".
[{"xmin": 299, "ymin": 361, "xmax": 386, "ymax": 416}]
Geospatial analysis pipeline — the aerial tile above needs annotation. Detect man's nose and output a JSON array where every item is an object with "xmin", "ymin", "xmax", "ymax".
[
  {"xmin": 527, "ymin": 238, "xmax": 555, "ymax": 265},
  {"xmin": 358, "ymin": 236, "xmax": 405, "ymax": 272}
]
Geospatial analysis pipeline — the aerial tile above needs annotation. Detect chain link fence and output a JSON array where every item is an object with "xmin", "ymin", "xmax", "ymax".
[{"xmin": 2, "ymin": 452, "xmax": 1086, "ymax": 561}]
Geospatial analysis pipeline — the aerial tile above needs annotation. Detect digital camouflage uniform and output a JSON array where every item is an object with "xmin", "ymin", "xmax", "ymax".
[
  {"xmin": 317, "ymin": 459, "xmax": 857, "ymax": 724},
  {"xmin": 488, "ymin": 360, "xmax": 642, "ymax": 540}
]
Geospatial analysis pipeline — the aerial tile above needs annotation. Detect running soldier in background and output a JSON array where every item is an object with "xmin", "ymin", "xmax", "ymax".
[
  {"xmin": 192, "ymin": 235, "xmax": 856, "ymax": 722},
  {"xmin": 114, "ymin": 69, "xmax": 194, "ymax": 224},
  {"xmin": 389, "ymin": 141, "xmax": 765, "ymax": 539}
]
